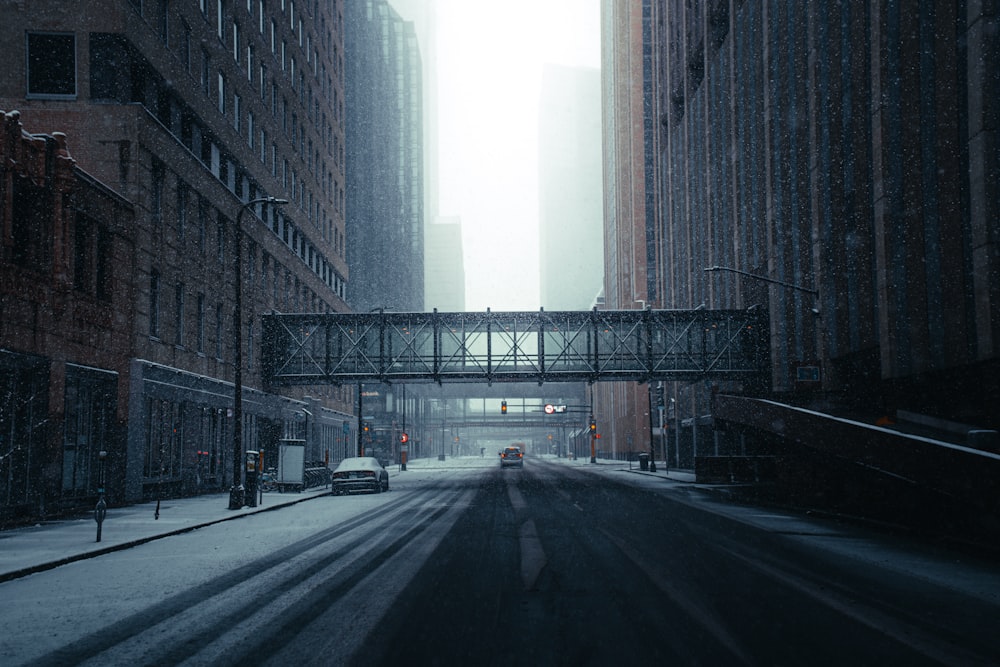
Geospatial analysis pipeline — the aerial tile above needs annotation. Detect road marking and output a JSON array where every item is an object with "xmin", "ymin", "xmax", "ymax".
[{"xmin": 519, "ymin": 519, "xmax": 547, "ymax": 591}]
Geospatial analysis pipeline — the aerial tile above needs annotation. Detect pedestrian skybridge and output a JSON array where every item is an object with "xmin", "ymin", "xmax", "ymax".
[
  {"xmin": 262, "ymin": 308, "xmax": 768, "ymax": 386},
  {"xmin": 262, "ymin": 309, "xmax": 767, "ymax": 386}
]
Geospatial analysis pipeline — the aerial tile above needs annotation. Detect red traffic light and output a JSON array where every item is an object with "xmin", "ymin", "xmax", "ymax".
[{"xmin": 400, "ymin": 432, "xmax": 409, "ymax": 443}]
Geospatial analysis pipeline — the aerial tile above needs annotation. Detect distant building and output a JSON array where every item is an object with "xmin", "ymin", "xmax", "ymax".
[
  {"xmin": 0, "ymin": 1, "xmax": 354, "ymax": 522},
  {"xmin": 538, "ymin": 64, "xmax": 603, "ymax": 311},
  {"xmin": 424, "ymin": 217, "xmax": 466, "ymax": 312},
  {"xmin": 344, "ymin": 0, "xmax": 425, "ymax": 313}
]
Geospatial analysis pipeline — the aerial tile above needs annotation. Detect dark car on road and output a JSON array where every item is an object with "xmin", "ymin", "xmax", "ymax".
[
  {"xmin": 499, "ymin": 446, "xmax": 524, "ymax": 468},
  {"xmin": 331, "ymin": 456, "xmax": 389, "ymax": 494}
]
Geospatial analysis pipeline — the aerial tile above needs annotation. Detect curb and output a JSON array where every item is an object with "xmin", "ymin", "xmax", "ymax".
[{"xmin": 0, "ymin": 491, "xmax": 330, "ymax": 584}]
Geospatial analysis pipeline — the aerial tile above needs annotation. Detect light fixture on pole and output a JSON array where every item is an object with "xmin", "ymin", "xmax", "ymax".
[{"xmin": 229, "ymin": 196, "xmax": 287, "ymax": 510}]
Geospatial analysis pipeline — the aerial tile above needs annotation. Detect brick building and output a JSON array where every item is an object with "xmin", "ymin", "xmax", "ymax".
[
  {"xmin": 1, "ymin": 111, "xmax": 135, "ymax": 521},
  {"xmin": 1, "ymin": 0, "xmax": 356, "ymax": 521}
]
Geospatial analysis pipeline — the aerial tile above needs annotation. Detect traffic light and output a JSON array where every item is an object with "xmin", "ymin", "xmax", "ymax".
[
  {"xmin": 589, "ymin": 418, "xmax": 597, "ymax": 433},
  {"xmin": 363, "ymin": 422, "xmax": 370, "ymax": 433},
  {"xmin": 501, "ymin": 400, "xmax": 507, "ymax": 415}
]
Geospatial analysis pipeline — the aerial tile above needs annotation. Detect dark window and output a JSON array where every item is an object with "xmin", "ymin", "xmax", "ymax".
[
  {"xmin": 197, "ymin": 293, "xmax": 206, "ymax": 352},
  {"xmin": 73, "ymin": 214, "xmax": 94, "ymax": 293},
  {"xmin": 96, "ymin": 227, "xmax": 112, "ymax": 302},
  {"xmin": 27, "ymin": 32, "xmax": 76, "ymax": 97},
  {"xmin": 177, "ymin": 180, "xmax": 188, "ymax": 241},
  {"xmin": 150, "ymin": 270, "xmax": 161, "ymax": 337},
  {"xmin": 11, "ymin": 178, "xmax": 51, "ymax": 270},
  {"xmin": 217, "ymin": 211, "xmax": 227, "ymax": 262},
  {"xmin": 62, "ymin": 369, "xmax": 115, "ymax": 496},
  {"xmin": 175, "ymin": 282, "xmax": 185, "ymax": 346},
  {"xmin": 215, "ymin": 304, "xmax": 224, "ymax": 358},
  {"xmin": 151, "ymin": 160, "xmax": 165, "ymax": 224}
]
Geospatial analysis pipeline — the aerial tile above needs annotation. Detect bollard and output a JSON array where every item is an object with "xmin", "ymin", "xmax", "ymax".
[{"xmin": 95, "ymin": 450, "xmax": 108, "ymax": 542}]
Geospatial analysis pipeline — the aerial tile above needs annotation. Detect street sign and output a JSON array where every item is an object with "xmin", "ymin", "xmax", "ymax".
[{"xmin": 400, "ymin": 432, "xmax": 409, "ymax": 443}]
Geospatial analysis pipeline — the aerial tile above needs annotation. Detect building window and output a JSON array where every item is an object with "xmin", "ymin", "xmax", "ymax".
[
  {"xmin": 150, "ymin": 269, "xmax": 161, "ymax": 337},
  {"xmin": 175, "ymin": 282, "xmax": 185, "ymax": 346},
  {"xmin": 62, "ymin": 370, "xmax": 115, "ymax": 496},
  {"xmin": 201, "ymin": 49, "xmax": 211, "ymax": 96},
  {"xmin": 215, "ymin": 304, "xmax": 224, "ymax": 358},
  {"xmin": 218, "ymin": 71, "xmax": 226, "ymax": 113},
  {"xmin": 233, "ymin": 21, "xmax": 240, "ymax": 62},
  {"xmin": 26, "ymin": 32, "xmax": 76, "ymax": 97},
  {"xmin": 151, "ymin": 159, "xmax": 165, "ymax": 225},
  {"xmin": 177, "ymin": 179, "xmax": 188, "ymax": 241},
  {"xmin": 197, "ymin": 293, "xmax": 206, "ymax": 352},
  {"xmin": 233, "ymin": 92, "xmax": 241, "ymax": 131},
  {"xmin": 247, "ymin": 320, "xmax": 254, "ymax": 370},
  {"xmin": 248, "ymin": 111, "xmax": 255, "ymax": 148},
  {"xmin": 198, "ymin": 196, "xmax": 208, "ymax": 253},
  {"xmin": 157, "ymin": 0, "xmax": 170, "ymax": 45},
  {"xmin": 217, "ymin": 0, "xmax": 225, "ymax": 41},
  {"xmin": 181, "ymin": 21, "xmax": 191, "ymax": 71},
  {"xmin": 217, "ymin": 211, "xmax": 226, "ymax": 263}
]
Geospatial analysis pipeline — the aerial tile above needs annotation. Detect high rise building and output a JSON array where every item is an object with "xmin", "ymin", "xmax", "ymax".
[
  {"xmin": 538, "ymin": 64, "xmax": 603, "ymax": 311},
  {"xmin": 0, "ymin": 0, "xmax": 354, "ymax": 520},
  {"xmin": 603, "ymin": 1, "xmax": 1000, "ymax": 465},
  {"xmin": 344, "ymin": 0, "xmax": 424, "ymax": 313},
  {"xmin": 424, "ymin": 217, "xmax": 466, "ymax": 312}
]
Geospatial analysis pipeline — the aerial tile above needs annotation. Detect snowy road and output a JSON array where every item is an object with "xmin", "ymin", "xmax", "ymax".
[
  {"xmin": 0, "ymin": 462, "xmax": 481, "ymax": 666},
  {"xmin": 2, "ymin": 455, "xmax": 999, "ymax": 665}
]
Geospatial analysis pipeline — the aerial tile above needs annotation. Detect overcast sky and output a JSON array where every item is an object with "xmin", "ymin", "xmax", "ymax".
[{"xmin": 393, "ymin": 0, "xmax": 602, "ymax": 311}]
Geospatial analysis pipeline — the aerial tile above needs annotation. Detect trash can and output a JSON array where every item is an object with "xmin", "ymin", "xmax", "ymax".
[{"xmin": 638, "ymin": 452, "xmax": 649, "ymax": 471}]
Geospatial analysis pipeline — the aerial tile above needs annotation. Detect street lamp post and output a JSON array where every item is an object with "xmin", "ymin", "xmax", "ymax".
[{"xmin": 229, "ymin": 196, "xmax": 287, "ymax": 510}]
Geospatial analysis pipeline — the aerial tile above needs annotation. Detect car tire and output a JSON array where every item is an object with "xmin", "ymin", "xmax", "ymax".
[{"xmin": 373, "ymin": 481, "xmax": 381, "ymax": 494}]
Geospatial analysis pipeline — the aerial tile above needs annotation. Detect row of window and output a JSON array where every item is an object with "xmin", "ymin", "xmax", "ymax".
[
  {"xmin": 148, "ymin": 239, "xmax": 338, "ymax": 357},
  {"xmin": 132, "ymin": 0, "xmax": 345, "ymax": 250},
  {"xmin": 151, "ymin": 150, "xmax": 346, "ymax": 301}
]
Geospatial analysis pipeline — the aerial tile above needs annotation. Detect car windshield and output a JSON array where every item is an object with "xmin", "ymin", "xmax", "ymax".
[{"xmin": 335, "ymin": 457, "xmax": 379, "ymax": 471}]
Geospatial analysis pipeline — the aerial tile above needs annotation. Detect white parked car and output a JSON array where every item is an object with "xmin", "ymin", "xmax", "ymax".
[{"xmin": 331, "ymin": 456, "xmax": 389, "ymax": 494}]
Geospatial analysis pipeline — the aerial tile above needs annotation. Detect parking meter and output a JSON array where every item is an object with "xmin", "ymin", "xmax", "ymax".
[{"xmin": 245, "ymin": 450, "xmax": 259, "ymax": 508}]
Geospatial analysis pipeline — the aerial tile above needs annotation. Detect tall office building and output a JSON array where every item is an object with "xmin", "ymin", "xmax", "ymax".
[
  {"xmin": 424, "ymin": 217, "xmax": 466, "ymax": 312},
  {"xmin": 0, "ymin": 0, "xmax": 354, "ymax": 520},
  {"xmin": 603, "ymin": 1, "xmax": 1000, "ymax": 463},
  {"xmin": 344, "ymin": 0, "xmax": 424, "ymax": 313},
  {"xmin": 538, "ymin": 64, "xmax": 603, "ymax": 311}
]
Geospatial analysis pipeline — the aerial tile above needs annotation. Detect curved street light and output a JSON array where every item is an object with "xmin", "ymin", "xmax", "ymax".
[
  {"xmin": 229, "ymin": 196, "xmax": 287, "ymax": 510},
  {"xmin": 703, "ymin": 265, "xmax": 818, "ymax": 297}
]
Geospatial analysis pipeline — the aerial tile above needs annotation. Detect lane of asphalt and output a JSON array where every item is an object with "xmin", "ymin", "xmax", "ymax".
[{"xmin": 0, "ymin": 458, "xmax": 694, "ymax": 584}]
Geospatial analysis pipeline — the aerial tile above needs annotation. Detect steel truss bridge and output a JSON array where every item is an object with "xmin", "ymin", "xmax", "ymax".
[{"xmin": 262, "ymin": 308, "xmax": 768, "ymax": 387}]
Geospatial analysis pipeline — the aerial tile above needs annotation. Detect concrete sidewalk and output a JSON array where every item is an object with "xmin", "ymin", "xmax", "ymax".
[
  {"xmin": 0, "ymin": 485, "xmax": 333, "ymax": 583},
  {"xmin": 0, "ymin": 456, "xmax": 696, "ymax": 584}
]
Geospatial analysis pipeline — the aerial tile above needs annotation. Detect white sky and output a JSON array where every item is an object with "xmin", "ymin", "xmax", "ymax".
[{"xmin": 427, "ymin": 1, "xmax": 602, "ymax": 311}]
